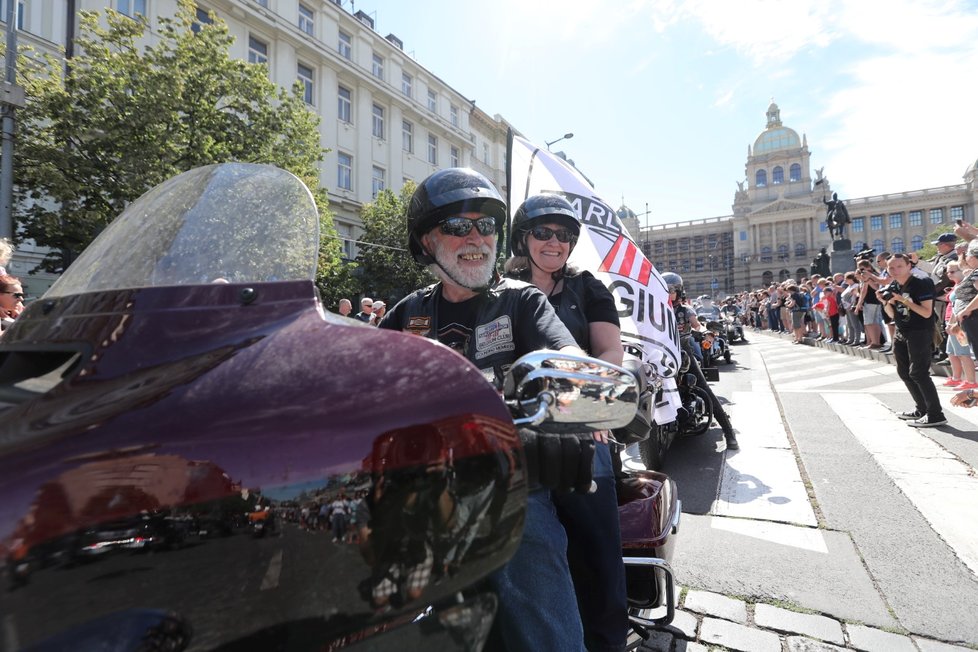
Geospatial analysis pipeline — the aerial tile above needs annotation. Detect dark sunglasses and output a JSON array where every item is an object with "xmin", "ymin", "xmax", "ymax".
[
  {"xmin": 438, "ymin": 216, "xmax": 497, "ymax": 238},
  {"xmin": 1, "ymin": 291, "xmax": 24, "ymax": 300},
  {"xmin": 529, "ymin": 226, "xmax": 577, "ymax": 244}
]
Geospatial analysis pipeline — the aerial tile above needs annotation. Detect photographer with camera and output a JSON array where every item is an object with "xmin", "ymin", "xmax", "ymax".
[{"xmin": 879, "ymin": 253, "xmax": 946, "ymax": 427}]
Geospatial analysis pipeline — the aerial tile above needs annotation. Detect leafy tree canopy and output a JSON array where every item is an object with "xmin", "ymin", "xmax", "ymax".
[
  {"xmin": 15, "ymin": 0, "xmax": 345, "ymax": 281},
  {"xmin": 355, "ymin": 183, "xmax": 433, "ymax": 304}
]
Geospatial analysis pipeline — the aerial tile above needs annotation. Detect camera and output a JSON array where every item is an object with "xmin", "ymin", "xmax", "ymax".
[
  {"xmin": 853, "ymin": 246, "xmax": 876, "ymax": 262},
  {"xmin": 879, "ymin": 280, "xmax": 901, "ymax": 302}
]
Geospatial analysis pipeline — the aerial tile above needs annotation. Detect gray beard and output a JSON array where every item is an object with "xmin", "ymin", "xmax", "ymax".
[{"xmin": 429, "ymin": 242, "xmax": 495, "ymax": 290}]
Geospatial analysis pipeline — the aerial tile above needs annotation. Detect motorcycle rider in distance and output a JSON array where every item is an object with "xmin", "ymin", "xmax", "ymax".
[
  {"xmin": 504, "ymin": 193, "xmax": 628, "ymax": 652},
  {"xmin": 662, "ymin": 272, "xmax": 740, "ymax": 451},
  {"xmin": 720, "ymin": 296, "xmax": 747, "ymax": 343},
  {"xmin": 378, "ymin": 168, "xmax": 593, "ymax": 651}
]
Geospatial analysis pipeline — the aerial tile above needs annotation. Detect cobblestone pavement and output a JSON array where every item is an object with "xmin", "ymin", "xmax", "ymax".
[{"xmin": 635, "ymin": 587, "xmax": 976, "ymax": 651}]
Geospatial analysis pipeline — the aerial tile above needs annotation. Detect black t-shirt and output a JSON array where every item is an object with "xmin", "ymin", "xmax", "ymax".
[
  {"xmin": 891, "ymin": 275, "xmax": 936, "ymax": 331},
  {"xmin": 436, "ymin": 293, "xmax": 479, "ymax": 354},
  {"xmin": 354, "ymin": 312, "xmax": 372, "ymax": 322},
  {"xmin": 790, "ymin": 291, "xmax": 807, "ymax": 312},
  {"xmin": 549, "ymin": 273, "xmax": 620, "ymax": 326},
  {"xmin": 379, "ymin": 281, "xmax": 576, "ymax": 372}
]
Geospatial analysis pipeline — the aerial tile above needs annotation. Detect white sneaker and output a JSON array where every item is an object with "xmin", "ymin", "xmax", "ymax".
[{"xmin": 908, "ymin": 415, "xmax": 947, "ymax": 428}]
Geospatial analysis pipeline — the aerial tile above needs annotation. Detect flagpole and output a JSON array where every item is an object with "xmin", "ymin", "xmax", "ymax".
[{"xmin": 505, "ymin": 127, "xmax": 514, "ymax": 258}]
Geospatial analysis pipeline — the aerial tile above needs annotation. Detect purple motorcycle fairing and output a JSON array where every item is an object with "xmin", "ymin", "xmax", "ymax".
[{"xmin": 0, "ymin": 280, "xmax": 526, "ymax": 650}]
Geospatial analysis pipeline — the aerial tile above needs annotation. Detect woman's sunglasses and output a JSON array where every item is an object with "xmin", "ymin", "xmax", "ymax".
[
  {"xmin": 529, "ymin": 226, "xmax": 577, "ymax": 244},
  {"xmin": 438, "ymin": 216, "xmax": 497, "ymax": 238}
]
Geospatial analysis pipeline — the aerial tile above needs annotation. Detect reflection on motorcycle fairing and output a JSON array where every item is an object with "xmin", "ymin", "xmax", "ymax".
[
  {"xmin": 0, "ymin": 164, "xmax": 527, "ymax": 652},
  {"xmin": 357, "ymin": 416, "xmax": 517, "ymax": 611}
]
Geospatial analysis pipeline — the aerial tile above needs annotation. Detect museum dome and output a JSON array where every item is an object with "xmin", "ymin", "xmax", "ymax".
[
  {"xmin": 617, "ymin": 204, "xmax": 638, "ymax": 222},
  {"xmin": 753, "ymin": 102, "xmax": 801, "ymax": 154}
]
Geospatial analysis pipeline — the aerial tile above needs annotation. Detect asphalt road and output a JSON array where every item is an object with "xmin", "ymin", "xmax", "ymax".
[{"xmin": 640, "ymin": 332, "xmax": 978, "ymax": 646}]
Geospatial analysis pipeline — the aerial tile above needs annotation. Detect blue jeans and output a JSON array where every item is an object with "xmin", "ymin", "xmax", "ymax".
[
  {"xmin": 489, "ymin": 490, "xmax": 586, "ymax": 652},
  {"xmin": 553, "ymin": 443, "xmax": 627, "ymax": 652}
]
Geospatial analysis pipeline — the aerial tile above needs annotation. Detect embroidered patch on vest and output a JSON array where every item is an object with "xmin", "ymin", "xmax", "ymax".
[
  {"xmin": 474, "ymin": 316, "xmax": 515, "ymax": 359},
  {"xmin": 406, "ymin": 315, "xmax": 431, "ymax": 337}
]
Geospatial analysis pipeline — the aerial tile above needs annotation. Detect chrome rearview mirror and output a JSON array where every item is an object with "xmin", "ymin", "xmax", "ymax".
[{"xmin": 504, "ymin": 350, "xmax": 639, "ymax": 433}]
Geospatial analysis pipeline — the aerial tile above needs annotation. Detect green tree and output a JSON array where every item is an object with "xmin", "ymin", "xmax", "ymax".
[
  {"xmin": 915, "ymin": 227, "xmax": 952, "ymax": 259},
  {"xmin": 15, "ymin": 0, "xmax": 343, "ymax": 278},
  {"xmin": 315, "ymin": 202, "xmax": 362, "ymax": 310},
  {"xmin": 356, "ymin": 183, "xmax": 433, "ymax": 303}
]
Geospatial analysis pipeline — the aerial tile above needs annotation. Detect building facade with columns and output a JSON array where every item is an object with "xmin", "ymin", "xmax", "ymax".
[
  {"xmin": 5, "ymin": 1, "xmax": 515, "ymax": 294},
  {"xmin": 632, "ymin": 103, "xmax": 977, "ymax": 298}
]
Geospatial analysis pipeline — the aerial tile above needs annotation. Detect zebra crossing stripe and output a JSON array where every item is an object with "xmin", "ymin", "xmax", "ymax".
[{"xmin": 829, "ymin": 394, "xmax": 978, "ymax": 575}]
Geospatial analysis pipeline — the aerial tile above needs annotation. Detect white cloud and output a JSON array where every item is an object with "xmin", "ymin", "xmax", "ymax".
[
  {"xmin": 815, "ymin": 1, "xmax": 978, "ymax": 197},
  {"xmin": 638, "ymin": 0, "xmax": 839, "ymax": 64}
]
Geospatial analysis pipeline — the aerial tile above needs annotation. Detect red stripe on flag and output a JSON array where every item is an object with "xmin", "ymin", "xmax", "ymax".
[
  {"xmin": 638, "ymin": 258, "xmax": 652, "ymax": 285},
  {"xmin": 617, "ymin": 241, "xmax": 637, "ymax": 277},
  {"xmin": 600, "ymin": 235, "xmax": 625, "ymax": 273}
]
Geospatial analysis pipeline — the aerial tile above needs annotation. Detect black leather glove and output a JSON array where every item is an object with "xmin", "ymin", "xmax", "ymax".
[{"xmin": 519, "ymin": 428, "xmax": 595, "ymax": 494}]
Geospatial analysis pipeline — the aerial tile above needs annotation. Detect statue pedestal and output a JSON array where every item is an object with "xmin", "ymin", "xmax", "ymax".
[{"xmin": 831, "ymin": 239, "xmax": 855, "ymax": 275}]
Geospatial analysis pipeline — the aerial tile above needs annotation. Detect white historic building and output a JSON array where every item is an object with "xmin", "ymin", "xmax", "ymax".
[
  {"xmin": 5, "ymin": 0, "xmax": 516, "ymax": 295},
  {"xmin": 632, "ymin": 103, "xmax": 977, "ymax": 297}
]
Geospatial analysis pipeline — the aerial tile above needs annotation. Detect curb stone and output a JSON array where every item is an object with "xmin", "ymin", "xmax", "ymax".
[
  {"xmin": 668, "ymin": 609, "xmax": 699, "ymax": 640},
  {"xmin": 786, "ymin": 636, "xmax": 848, "ymax": 651},
  {"xmin": 683, "ymin": 590, "xmax": 748, "ymax": 624},
  {"xmin": 913, "ymin": 638, "xmax": 976, "ymax": 652},
  {"xmin": 674, "ymin": 642, "xmax": 709, "ymax": 652},
  {"xmin": 845, "ymin": 623, "xmax": 916, "ymax": 652},
  {"xmin": 754, "ymin": 603, "xmax": 845, "ymax": 645},
  {"xmin": 699, "ymin": 616, "xmax": 782, "ymax": 652}
]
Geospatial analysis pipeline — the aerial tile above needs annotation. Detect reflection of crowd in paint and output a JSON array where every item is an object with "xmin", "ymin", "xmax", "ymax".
[{"xmin": 281, "ymin": 490, "xmax": 366, "ymax": 545}]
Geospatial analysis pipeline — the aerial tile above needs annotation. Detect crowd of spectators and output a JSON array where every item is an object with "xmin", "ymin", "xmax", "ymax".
[{"xmin": 735, "ymin": 221, "xmax": 978, "ymax": 407}]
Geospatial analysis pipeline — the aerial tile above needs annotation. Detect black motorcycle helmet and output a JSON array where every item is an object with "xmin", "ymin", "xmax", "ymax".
[
  {"xmin": 510, "ymin": 193, "xmax": 581, "ymax": 257},
  {"xmin": 407, "ymin": 168, "xmax": 506, "ymax": 265},
  {"xmin": 661, "ymin": 272, "xmax": 684, "ymax": 300}
]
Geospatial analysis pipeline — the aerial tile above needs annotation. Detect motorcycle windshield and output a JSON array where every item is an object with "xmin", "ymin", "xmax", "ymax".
[{"xmin": 45, "ymin": 163, "xmax": 320, "ymax": 298}]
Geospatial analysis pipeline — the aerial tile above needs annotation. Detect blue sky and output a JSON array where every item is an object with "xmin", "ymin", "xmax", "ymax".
[{"xmin": 361, "ymin": 0, "xmax": 978, "ymax": 226}]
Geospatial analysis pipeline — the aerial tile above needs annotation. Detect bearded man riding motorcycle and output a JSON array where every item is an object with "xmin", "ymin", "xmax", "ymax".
[
  {"xmin": 379, "ymin": 168, "xmax": 599, "ymax": 651},
  {"xmin": 662, "ymin": 272, "xmax": 739, "ymax": 451}
]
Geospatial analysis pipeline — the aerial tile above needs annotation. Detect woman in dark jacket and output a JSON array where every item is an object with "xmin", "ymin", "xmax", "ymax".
[{"xmin": 505, "ymin": 193, "xmax": 627, "ymax": 652}]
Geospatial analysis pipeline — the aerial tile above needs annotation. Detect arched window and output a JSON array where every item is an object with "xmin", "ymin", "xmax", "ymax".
[
  {"xmin": 911, "ymin": 235, "xmax": 924, "ymax": 251},
  {"xmin": 779, "ymin": 269, "xmax": 790, "ymax": 281},
  {"xmin": 761, "ymin": 271, "xmax": 774, "ymax": 286},
  {"xmin": 872, "ymin": 239, "xmax": 884, "ymax": 252},
  {"xmin": 789, "ymin": 163, "xmax": 801, "ymax": 182},
  {"xmin": 772, "ymin": 166, "xmax": 784, "ymax": 184},
  {"xmin": 796, "ymin": 267, "xmax": 807, "ymax": 280},
  {"xmin": 760, "ymin": 246, "xmax": 772, "ymax": 263},
  {"xmin": 795, "ymin": 243, "xmax": 806, "ymax": 258},
  {"xmin": 891, "ymin": 237, "xmax": 904, "ymax": 253},
  {"xmin": 777, "ymin": 244, "xmax": 789, "ymax": 261},
  {"xmin": 755, "ymin": 169, "xmax": 767, "ymax": 187}
]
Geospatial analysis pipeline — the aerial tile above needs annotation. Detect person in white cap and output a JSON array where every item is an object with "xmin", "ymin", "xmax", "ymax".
[{"xmin": 369, "ymin": 300, "xmax": 386, "ymax": 325}]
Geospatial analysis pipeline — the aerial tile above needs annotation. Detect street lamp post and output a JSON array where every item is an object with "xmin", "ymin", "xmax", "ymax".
[{"xmin": 545, "ymin": 132, "xmax": 574, "ymax": 151}]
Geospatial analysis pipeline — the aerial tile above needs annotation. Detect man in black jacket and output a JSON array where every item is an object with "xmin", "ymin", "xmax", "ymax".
[
  {"xmin": 380, "ymin": 168, "xmax": 598, "ymax": 652},
  {"xmin": 882, "ymin": 253, "xmax": 946, "ymax": 428}
]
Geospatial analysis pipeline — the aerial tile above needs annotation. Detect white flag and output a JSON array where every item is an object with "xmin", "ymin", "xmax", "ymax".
[
  {"xmin": 507, "ymin": 133, "xmax": 681, "ymax": 423},
  {"xmin": 507, "ymin": 133, "xmax": 680, "ymax": 376}
]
